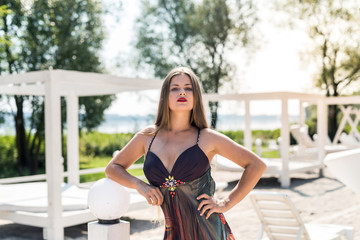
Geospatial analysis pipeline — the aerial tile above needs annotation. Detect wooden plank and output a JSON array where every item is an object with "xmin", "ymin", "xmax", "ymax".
[
  {"xmin": 262, "ymin": 210, "xmax": 293, "ymax": 218},
  {"xmin": 62, "ymin": 209, "xmax": 96, "ymax": 227},
  {"xmin": 0, "ymin": 211, "xmax": 49, "ymax": 228},
  {"xmin": 264, "ymin": 218, "xmax": 300, "ymax": 226},
  {"xmin": 269, "ymin": 225, "xmax": 300, "ymax": 234},
  {"xmin": 257, "ymin": 202, "xmax": 290, "ymax": 210}
]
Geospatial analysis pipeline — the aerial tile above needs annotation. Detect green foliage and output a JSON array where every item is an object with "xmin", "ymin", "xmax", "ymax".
[
  {"xmin": 0, "ymin": 135, "xmax": 17, "ymax": 178},
  {"xmin": 252, "ymin": 129, "xmax": 281, "ymax": 145},
  {"xmin": 0, "ymin": 0, "xmax": 117, "ymax": 175},
  {"xmin": 220, "ymin": 130, "xmax": 244, "ymax": 145},
  {"xmin": 135, "ymin": 0, "xmax": 258, "ymax": 128},
  {"xmin": 220, "ymin": 129, "xmax": 281, "ymax": 147},
  {"xmin": 79, "ymin": 95, "xmax": 116, "ymax": 131},
  {"xmin": 278, "ymin": 0, "xmax": 360, "ymax": 96},
  {"xmin": 278, "ymin": 0, "xmax": 360, "ymax": 139},
  {"xmin": 79, "ymin": 131, "xmax": 135, "ymax": 157}
]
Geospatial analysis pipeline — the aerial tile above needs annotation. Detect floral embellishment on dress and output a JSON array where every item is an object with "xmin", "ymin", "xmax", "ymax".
[
  {"xmin": 219, "ymin": 213, "xmax": 226, "ymax": 225},
  {"xmin": 228, "ymin": 233, "xmax": 235, "ymax": 240},
  {"xmin": 219, "ymin": 213, "xmax": 236, "ymax": 240},
  {"xmin": 161, "ymin": 175, "xmax": 184, "ymax": 198}
]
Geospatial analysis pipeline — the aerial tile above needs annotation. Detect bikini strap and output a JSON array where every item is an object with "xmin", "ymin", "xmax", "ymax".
[
  {"xmin": 196, "ymin": 128, "xmax": 201, "ymax": 144},
  {"xmin": 148, "ymin": 131, "xmax": 158, "ymax": 152}
]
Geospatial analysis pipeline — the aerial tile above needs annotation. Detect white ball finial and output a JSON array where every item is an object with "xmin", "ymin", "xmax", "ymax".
[{"xmin": 88, "ymin": 178, "xmax": 130, "ymax": 223}]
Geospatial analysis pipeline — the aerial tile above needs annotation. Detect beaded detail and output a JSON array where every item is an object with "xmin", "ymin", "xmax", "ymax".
[{"xmin": 161, "ymin": 176, "xmax": 184, "ymax": 198}]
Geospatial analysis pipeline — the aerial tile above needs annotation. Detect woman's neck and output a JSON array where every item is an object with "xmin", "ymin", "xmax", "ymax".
[{"xmin": 168, "ymin": 111, "xmax": 192, "ymax": 133}]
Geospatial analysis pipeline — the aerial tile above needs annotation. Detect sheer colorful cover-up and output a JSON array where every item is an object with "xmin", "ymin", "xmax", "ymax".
[{"xmin": 143, "ymin": 129, "xmax": 235, "ymax": 240}]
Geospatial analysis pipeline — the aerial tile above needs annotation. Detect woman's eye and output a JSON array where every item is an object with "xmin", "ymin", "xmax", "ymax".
[
  {"xmin": 171, "ymin": 88, "xmax": 179, "ymax": 91},
  {"xmin": 185, "ymin": 87, "xmax": 193, "ymax": 91}
]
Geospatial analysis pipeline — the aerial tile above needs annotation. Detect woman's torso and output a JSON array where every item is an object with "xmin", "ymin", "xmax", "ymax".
[{"xmin": 143, "ymin": 128, "xmax": 210, "ymax": 187}]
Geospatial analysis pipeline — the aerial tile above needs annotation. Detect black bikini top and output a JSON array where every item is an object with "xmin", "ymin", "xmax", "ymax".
[{"xmin": 143, "ymin": 128, "xmax": 210, "ymax": 186}]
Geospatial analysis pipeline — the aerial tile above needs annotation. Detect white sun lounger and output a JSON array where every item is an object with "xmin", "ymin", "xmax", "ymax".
[
  {"xmin": 325, "ymin": 148, "xmax": 360, "ymax": 194},
  {"xmin": 0, "ymin": 181, "xmax": 150, "ymax": 239},
  {"xmin": 250, "ymin": 191, "xmax": 354, "ymax": 240},
  {"xmin": 213, "ymin": 155, "xmax": 323, "ymax": 180}
]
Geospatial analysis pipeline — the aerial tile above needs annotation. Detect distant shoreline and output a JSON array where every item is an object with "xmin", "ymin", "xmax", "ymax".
[{"xmin": 0, "ymin": 113, "xmax": 300, "ymax": 135}]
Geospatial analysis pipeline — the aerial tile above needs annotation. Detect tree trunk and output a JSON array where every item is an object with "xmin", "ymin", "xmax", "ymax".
[
  {"xmin": 14, "ymin": 96, "xmax": 29, "ymax": 174},
  {"xmin": 209, "ymin": 101, "xmax": 218, "ymax": 129},
  {"xmin": 327, "ymin": 104, "xmax": 338, "ymax": 141}
]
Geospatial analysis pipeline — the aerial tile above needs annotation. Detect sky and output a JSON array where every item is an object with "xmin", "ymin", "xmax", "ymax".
[{"xmin": 100, "ymin": 1, "xmax": 318, "ymax": 116}]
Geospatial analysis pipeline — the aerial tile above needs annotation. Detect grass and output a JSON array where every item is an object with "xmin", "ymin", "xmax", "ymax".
[
  {"xmin": 260, "ymin": 149, "xmax": 281, "ymax": 158},
  {"xmin": 79, "ymin": 155, "xmax": 144, "ymax": 183}
]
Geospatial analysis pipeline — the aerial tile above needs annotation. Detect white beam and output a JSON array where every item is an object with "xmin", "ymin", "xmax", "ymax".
[
  {"xmin": 45, "ymin": 69, "xmax": 64, "ymax": 240},
  {"xmin": 66, "ymin": 93, "xmax": 79, "ymax": 185},
  {"xmin": 325, "ymin": 96, "xmax": 360, "ymax": 105},
  {"xmin": 0, "ymin": 85, "xmax": 44, "ymax": 96},
  {"xmin": 204, "ymin": 92, "xmax": 321, "ymax": 102},
  {"xmin": 317, "ymin": 98, "xmax": 326, "ymax": 170},
  {"xmin": 0, "ymin": 70, "xmax": 47, "ymax": 85},
  {"xmin": 299, "ymin": 100, "xmax": 305, "ymax": 126},
  {"xmin": 244, "ymin": 100, "xmax": 252, "ymax": 150},
  {"xmin": 280, "ymin": 98, "xmax": 290, "ymax": 188}
]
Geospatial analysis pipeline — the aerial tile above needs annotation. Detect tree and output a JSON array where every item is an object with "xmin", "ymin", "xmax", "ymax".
[
  {"xmin": 0, "ymin": 0, "xmax": 116, "ymax": 175},
  {"xmin": 278, "ymin": 0, "xmax": 360, "ymax": 140},
  {"xmin": 135, "ymin": 0, "xmax": 257, "ymax": 128}
]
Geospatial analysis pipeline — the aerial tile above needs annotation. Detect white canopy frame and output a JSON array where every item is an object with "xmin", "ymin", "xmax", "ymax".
[
  {"xmin": 332, "ymin": 105, "xmax": 360, "ymax": 144},
  {"xmin": 204, "ymin": 93, "xmax": 360, "ymax": 188},
  {"xmin": 0, "ymin": 69, "xmax": 162, "ymax": 240}
]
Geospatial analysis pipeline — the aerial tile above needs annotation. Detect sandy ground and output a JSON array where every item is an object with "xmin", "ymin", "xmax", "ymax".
[{"xmin": 0, "ymin": 168, "xmax": 359, "ymax": 240}]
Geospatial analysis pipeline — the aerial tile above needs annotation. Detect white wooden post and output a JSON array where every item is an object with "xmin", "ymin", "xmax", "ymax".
[
  {"xmin": 244, "ymin": 100, "xmax": 252, "ymax": 150},
  {"xmin": 88, "ymin": 221, "xmax": 130, "ymax": 240},
  {"xmin": 66, "ymin": 93, "xmax": 79, "ymax": 185},
  {"xmin": 317, "ymin": 97, "xmax": 326, "ymax": 174},
  {"xmin": 45, "ymin": 69, "xmax": 64, "ymax": 239},
  {"xmin": 299, "ymin": 100, "xmax": 305, "ymax": 126},
  {"xmin": 280, "ymin": 97, "xmax": 290, "ymax": 188}
]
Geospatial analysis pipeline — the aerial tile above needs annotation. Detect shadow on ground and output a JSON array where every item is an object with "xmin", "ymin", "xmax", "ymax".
[{"xmin": 0, "ymin": 222, "xmax": 88, "ymax": 240}]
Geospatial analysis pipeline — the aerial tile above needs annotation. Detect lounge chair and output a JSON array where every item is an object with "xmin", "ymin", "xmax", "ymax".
[
  {"xmin": 325, "ymin": 148, "xmax": 360, "ymax": 194},
  {"xmin": 249, "ymin": 191, "xmax": 354, "ymax": 240},
  {"xmin": 290, "ymin": 125, "xmax": 350, "ymax": 158}
]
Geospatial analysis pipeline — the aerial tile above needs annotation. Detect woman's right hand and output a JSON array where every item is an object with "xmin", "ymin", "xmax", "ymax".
[{"xmin": 136, "ymin": 181, "xmax": 164, "ymax": 206}]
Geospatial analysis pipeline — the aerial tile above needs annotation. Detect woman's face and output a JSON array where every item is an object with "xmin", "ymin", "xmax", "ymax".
[{"xmin": 168, "ymin": 74, "xmax": 194, "ymax": 112}]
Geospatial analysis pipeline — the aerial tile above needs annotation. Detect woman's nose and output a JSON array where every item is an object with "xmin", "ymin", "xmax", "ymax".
[{"xmin": 179, "ymin": 88, "xmax": 186, "ymax": 95}]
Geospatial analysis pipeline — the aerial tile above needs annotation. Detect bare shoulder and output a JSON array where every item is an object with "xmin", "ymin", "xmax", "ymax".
[
  {"xmin": 200, "ymin": 128, "xmax": 229, "ymax": 141},
  {"xmin": 134, "ymin": 125, "xmax": 158, "ymax": 149},
  {"xmin": 137, "ymin": 124, "xmax": 157, "ymax": 136},
  {"xmin": 199, "ymin": 128, "xmax": 230, "ymax": 149}
]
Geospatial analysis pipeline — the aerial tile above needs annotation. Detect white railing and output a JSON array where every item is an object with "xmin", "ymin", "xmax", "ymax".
[{"xmin": 0, "ymin": 164, "xmax": 144, "ymax": 184}]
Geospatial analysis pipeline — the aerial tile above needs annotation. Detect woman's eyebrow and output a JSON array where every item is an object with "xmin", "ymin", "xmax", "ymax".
[{"xmin": 170, "ymin": 83, "xmax": 192, "ymax": 86}]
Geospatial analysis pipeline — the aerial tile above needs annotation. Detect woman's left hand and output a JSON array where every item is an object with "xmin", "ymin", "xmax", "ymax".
[{"xmin": 197, "ymin": 194, "xmax": 230, "ymax": 219}]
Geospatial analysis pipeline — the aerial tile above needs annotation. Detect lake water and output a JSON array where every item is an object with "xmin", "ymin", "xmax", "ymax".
[
  {"xmin": 96, "ymin": 114, "xmax": 300, "ymax": 133},
  {"xmin": 0, "ymin": 114, "xmax": 299, "ymax": 135}
]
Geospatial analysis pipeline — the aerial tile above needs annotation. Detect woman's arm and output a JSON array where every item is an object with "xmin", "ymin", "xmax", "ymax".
[
  {"xmin": 105, "ymin": 130, "xmax": 163, "ymax": 206},
  {"xmin": 197, "ymin": 129, "xmax": 266, "ymax": 218}
]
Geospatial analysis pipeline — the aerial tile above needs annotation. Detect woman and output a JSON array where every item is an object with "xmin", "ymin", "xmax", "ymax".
[{"xmin": 105, "ymin": 66, "xmax": 266, "ymax": 240}]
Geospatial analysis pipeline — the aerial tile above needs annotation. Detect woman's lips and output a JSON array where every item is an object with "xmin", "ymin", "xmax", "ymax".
[{"xmin": 177, "ymin": 97, "xmax": 187, "ymax": 102}]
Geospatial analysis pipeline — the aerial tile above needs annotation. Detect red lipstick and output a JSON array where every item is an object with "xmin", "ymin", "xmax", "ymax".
[{"xmin": 177, "ymin": 97, "xmax": 187, "ymax": 102}]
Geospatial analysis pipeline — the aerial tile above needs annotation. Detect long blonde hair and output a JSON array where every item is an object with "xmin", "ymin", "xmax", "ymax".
[{"xmin": 149, "ymin": 66, "xmax": 208, "ymax": 134}]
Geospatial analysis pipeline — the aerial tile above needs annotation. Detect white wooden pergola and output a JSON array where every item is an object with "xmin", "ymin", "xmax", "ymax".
[
  {"xmin": 0, "ymin": 69, "xmax": 162, "ymax": 240},
  {"xmin": 204, "ymin": 92, "xmax": 360, "ymax": 187}
]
